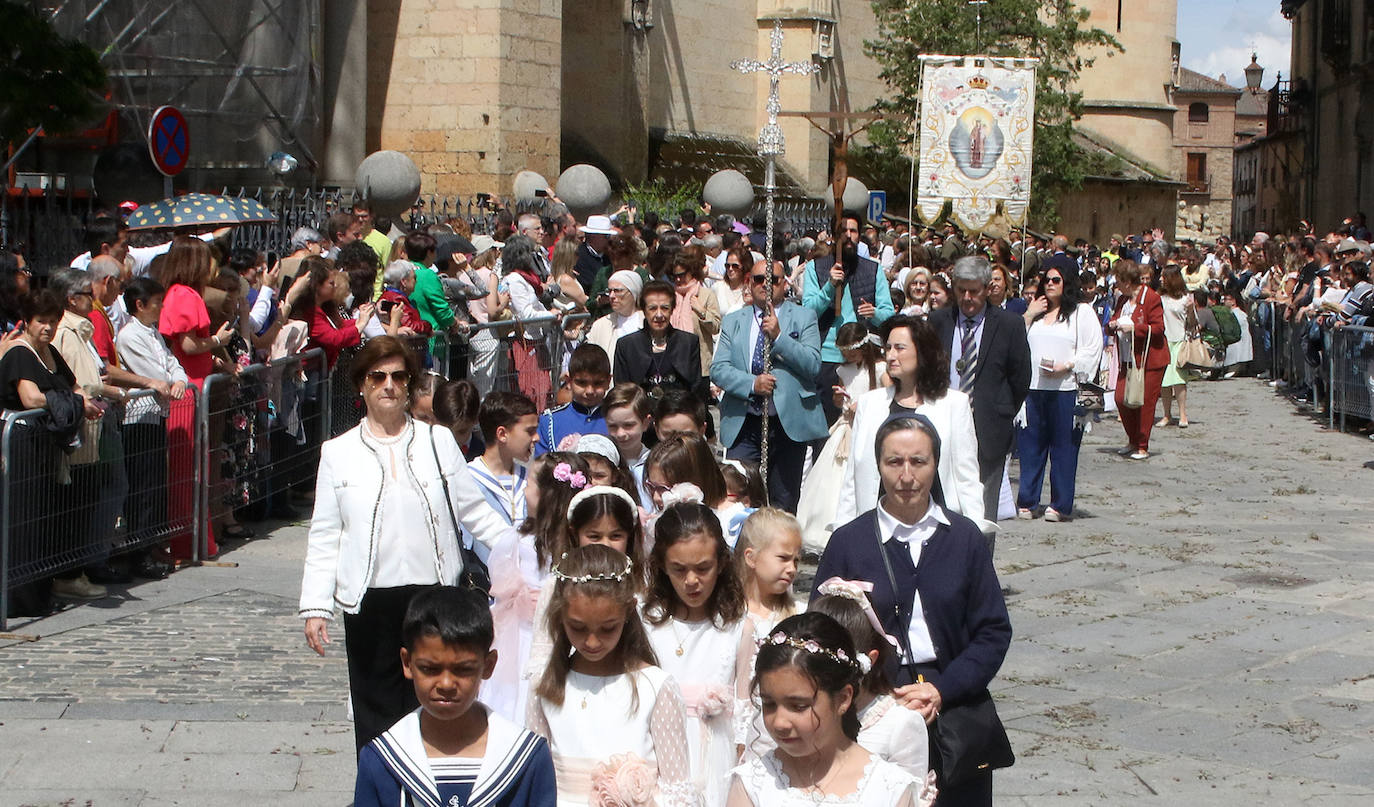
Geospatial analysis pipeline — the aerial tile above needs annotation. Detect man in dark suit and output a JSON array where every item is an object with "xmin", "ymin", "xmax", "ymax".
[{"xmin": 928, "ymin": 256, "xmax": 1032, "ymax": 550}]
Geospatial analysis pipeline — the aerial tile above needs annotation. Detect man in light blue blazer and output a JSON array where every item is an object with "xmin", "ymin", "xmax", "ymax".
[{"xmin": 712, "ymin": 259, "xmax": 829, "ymax": 512}]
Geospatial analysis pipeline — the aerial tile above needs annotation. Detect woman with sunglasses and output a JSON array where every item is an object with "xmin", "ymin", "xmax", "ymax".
[
  {"xmin": 668, "ymin": 244, "xmax": 722, "ymax": 377},
  {"xmin": 1015, "ymin": 267, "xmax": 1102, "ymax": 522},
  {"xmin": 713, "ymin": 245, "xmax": 752, "ymax": 319},
  {"xmin": 299, "ymin": 335, "xmax": 512, "ymax": 751}
]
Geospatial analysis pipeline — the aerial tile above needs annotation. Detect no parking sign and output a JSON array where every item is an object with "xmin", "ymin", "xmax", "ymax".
[{"xmin": 148, "ymin": 106, "xmax": 190, "ymax": 177}]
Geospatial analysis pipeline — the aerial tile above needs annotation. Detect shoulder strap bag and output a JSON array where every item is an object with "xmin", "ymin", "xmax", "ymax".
[
  {"xmin": 872, "ymin": 517, "xmax": 1014, "ymax": 787},
  {"xmin": 429, "ymin": 428, "xmax": 492, "ymax": 596}
]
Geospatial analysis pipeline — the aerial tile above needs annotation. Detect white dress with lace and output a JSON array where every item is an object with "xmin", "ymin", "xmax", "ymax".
[
  {"xmin": 528, "ymin": 665, "xmax": 699, "ymax": 807},
  {"xmin": 644, "ymin": 615, "xmax": 754, "ymax": 807},
  {"xmin": 856, "ymin": 694, "xmax": 930, "ymax": 783},
  {"xmin": 735, "ymin": 607, "xmax": 792, "ymax": 761},
  {"xmin": 727, "ymin": 751, "xmax": 917, "ymax": 807}
]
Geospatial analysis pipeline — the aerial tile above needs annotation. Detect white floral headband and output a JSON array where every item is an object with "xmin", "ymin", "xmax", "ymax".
[
  {"xmin": 566, "ymin": 485, "xmax": 639, "ymax": 519},
  {"xmin": 719, "ymin": 459, "xmax": 749, "ymax": 477},
  {"xmin": 835, "ymin": 333, "xmax": 881, "ymax": 352},
  {"xmin": 757, "ymin": 630, "xmax": 866, "ymax": 673},
  {"xmin": 660, "ymin": 482, "xmax": 704, "ymax": 508},
  {"xmin": 550, "ymin": 551, "xmax": 635, "ymax": 585},
  {"xmin": 552, "ymin": 462, "xmax": 588, "ymax": 490}
]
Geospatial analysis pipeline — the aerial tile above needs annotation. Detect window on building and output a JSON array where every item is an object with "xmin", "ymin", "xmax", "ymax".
[
  {"xmin": 1187, "ymin": 153, "xmax": 1208, "ymax": 188},
  {"xmin": 1188, "ymin": 102, "xmax": 1210, "ymax": 123}
]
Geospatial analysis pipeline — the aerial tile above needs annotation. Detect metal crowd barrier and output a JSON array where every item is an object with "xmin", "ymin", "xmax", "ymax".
[
  {"xmin": 2, "ymin": 313, "xmax": 601, "ymax": 627},
  {"xmin": 464, "ymin": 312, "xmax": 592, "ymax": 412},
  {"xmin": 2, "ymin": 388, "xmax": 200, "ymax": 629},
  {"xmin": 1329, "ymin": 325, "xmax": 1374, "ymax": 432},
  {"xmin": 198, "ymin": 348, "xmax": 327, "ymax": 561}
]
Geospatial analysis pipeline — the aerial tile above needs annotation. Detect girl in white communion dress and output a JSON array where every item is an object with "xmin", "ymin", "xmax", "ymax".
[
  {"xmin": 527, "ymin": 544, "xmax": 698, "ymax": 807},
  {"xmin": 726, "ymin": 613, "xmax": 919, "ymax": 807}
]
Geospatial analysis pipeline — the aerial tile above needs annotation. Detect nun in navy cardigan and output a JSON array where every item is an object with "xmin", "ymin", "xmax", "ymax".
[{"xmin": 809, "ymin": 414, "xmax": 1012, "ymax": 706}]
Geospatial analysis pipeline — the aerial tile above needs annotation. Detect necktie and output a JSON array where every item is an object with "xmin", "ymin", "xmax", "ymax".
[
  {"xmin": 958, "ymin": 316, "xmax": 978, "ymax": 392},
  {"xmin": 751, "ymin": 312, "xmax": 766, "ymax": 374}
]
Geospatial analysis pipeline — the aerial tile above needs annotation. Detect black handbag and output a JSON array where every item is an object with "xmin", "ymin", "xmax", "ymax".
[
  {"xmin": 429, "ymin": 429, "xmax": 492, "ymax": 596},
  {"xmin": 873, "ymin": 520, "xmax": 1014, "ymax": 786}
]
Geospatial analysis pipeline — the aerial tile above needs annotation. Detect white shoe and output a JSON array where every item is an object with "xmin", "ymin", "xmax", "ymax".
[
  {"xmin": 1016, "ymin": 508, "xmax": 1034, "ymax": 520},
  {"xmin": 1044, "ymin": 508, "xmax": 1065, "ymax": 522},
  {"xmin": 1130, "ymin": 451, "xmax": 1151, "ymax": 461},
  {"xmin": 51, "ymin": 573, "xmax": 107, "ymax": 600}
]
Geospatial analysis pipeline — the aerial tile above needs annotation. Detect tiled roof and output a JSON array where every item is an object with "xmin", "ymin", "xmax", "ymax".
[{"xmin": 1176, "ymin": 67, "xmax": 1243, "ymax": 96}]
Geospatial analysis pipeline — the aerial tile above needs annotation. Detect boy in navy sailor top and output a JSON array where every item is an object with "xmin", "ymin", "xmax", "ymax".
[{"xmin": 355, "ymin": 588, "xmax": 556, "ymax": 807}]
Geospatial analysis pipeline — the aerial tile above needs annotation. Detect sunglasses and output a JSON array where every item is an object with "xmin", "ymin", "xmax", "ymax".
[
  {"xmin": 751, "ymin": 274, "xmax": 783, "ymax": 285},
  {"xmin": 364, "ymin": 370, "xmax": 411, "ymax": 386},
  {"xmin": 1044, "ymin": 276, "xmax": 1064, "ymax": 285},
  {"xmin": 669, "ymin": 271, "xmax": 690, "ymax": 281},
  {"xmin": 644, "ymin": 480, "xmax": 672, "ymax": 496},
  {"xmin": 724, "ymin": 262, "xmax": 743, "ymax": 269}
]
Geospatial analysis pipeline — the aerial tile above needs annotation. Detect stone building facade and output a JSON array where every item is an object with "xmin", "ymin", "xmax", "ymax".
[
  {"xmin": 329, "ymin": 1, "xmax": 889, "ymax": 199},
  {"xmin": 1279, "ymin": 0, "xmax": 1374, "ymax": 231},
  {"xmin": 1170, "ymin": 68, "xmax": 1241, "ymax": 241}
]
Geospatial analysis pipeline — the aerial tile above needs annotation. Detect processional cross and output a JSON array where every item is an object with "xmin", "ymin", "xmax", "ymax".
[{"xmin": 730, "ymin": 20, "xmax": 818, "ymax": 500}]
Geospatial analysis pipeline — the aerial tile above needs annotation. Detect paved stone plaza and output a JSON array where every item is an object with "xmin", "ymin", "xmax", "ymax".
[{"xmin": 1, "ymin": 377, "xmax": 1372, "ymax": 805}]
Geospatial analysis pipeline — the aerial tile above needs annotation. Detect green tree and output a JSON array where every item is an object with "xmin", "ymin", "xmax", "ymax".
[
  {"xmin": 0, "ymin": 1, "xmax": 106, "ymax": 148},
  {"xmin": 865, "ymin": 0, "xmax": 1119, "ymax": 227}
]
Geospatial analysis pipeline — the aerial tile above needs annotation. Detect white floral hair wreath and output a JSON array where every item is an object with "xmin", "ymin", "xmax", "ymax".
[
  {"xmin": 550, "ymin": 550, "xmax": 635, "ymax": 585},
  {"xmin": 660, "ymin": 482, "xmax": 704, "ymax": 508},
  {"xmin": 757, "ymin": 630, "xmax": 865, "ymax": 673},
  {"xmin": 835, "ymin": 333, "xmax": 881, "ymax": 352},
  {"xmin": 566, "ymin": 485, "xmax": 640, "ymax": 520}
]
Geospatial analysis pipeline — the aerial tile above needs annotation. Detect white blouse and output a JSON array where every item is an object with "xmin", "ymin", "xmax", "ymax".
[
  {"xmin": 1025, "ymin": 302, "xmax": 1104, "ymax": 392},
  {"xmin": 365, "ymin": 422, "xmax": 442, "ymax": 589}
]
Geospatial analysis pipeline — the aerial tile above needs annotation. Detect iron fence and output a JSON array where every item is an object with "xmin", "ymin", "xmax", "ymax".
[{"xmin": 2, "ymin": 388, "xmax": 199, "ymax": 628}]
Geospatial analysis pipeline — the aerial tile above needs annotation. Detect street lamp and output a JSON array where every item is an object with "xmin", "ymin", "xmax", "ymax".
[{"xmin": 1245, "ymin": 53, "xmax": 1264, "ymax": 94}]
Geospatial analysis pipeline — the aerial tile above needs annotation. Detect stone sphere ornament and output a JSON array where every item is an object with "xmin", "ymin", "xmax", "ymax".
[
  {"xmin": 513, "ymin": 170, "xmax": 551, "ymax": 202},
  {"xmin": 556, "ymin": 164, "xmax": 612, "ymax": 218},
  {"xmin": 703, "ymin": 170, "xmax": 755, "ymax": 216},
  {"xmin": 355, "ymin": 151, "xmax": 422, "ymax": 218},
  {"xmin": 841, "ymin": 177, "xmax": 870, "ymax": 215}
]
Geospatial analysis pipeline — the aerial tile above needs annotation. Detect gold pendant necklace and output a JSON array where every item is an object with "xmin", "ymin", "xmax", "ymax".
[{"xmin": 669, "ymin": 616, "xmax": 688, "ymax": 656}]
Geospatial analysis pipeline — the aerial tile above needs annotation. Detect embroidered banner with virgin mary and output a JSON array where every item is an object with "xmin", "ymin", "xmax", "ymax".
[{"xmin": 916, "ymin": 55, "xmax": 1037, "ymax": 232}]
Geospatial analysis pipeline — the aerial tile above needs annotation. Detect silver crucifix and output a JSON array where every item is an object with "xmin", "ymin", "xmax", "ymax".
[{"xmin": 729, "ymin": 20, "xmax": 817, "ymax": 502}]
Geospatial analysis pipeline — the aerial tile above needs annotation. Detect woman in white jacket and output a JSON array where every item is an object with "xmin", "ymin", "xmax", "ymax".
[
  {"xmin": 299, "ymin": 336, "xmax": 510, "ymax": 751},
  {"xmin": 834, "ymin": 315, "xmax": 990, "ymax": 533}
]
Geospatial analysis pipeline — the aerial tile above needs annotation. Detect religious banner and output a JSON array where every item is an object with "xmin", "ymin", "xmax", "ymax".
[{"xmin": 916, "ymin": 55, "xmax": 1037, "ymax": 231}]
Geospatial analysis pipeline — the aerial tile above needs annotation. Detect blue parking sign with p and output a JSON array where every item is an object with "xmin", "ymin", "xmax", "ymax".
[{"xmin": 867, "ymin": 191, "xmax": 886, "ymax": 225}]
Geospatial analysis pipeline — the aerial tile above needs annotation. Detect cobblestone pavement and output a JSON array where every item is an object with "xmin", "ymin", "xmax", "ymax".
[{"xmin": 0, "ymin": 377, "xmax": 1371, "ymax": 805}]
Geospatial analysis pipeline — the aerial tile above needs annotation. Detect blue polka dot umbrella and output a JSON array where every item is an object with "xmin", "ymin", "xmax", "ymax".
[{"xmin": 124, "ymin": 193, "xmax": 277, "ymax": 231}]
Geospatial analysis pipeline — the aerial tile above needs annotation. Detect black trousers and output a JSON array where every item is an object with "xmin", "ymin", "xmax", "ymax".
[
  {"xmin": 726, "ymin": 413, "xmax": 807, "ymax": 513},
  {"xmin": 817, "ymin": 361, "xmax": 844, "ymax": 426},
  {"xmin": 122, "ymin": 422, "xmax": 168, "ymax": 544},
  {"xmin": 343, "ymin": 585, "xmax": 428, "ymax": 751}
]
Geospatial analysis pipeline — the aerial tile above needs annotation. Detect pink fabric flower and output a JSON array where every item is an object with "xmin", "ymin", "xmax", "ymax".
[
  {"xmin": 557, "ymin": 433, "xmax": 583, "ymax": 451},
  {"xmin": 680, "ymin": 682, "xmax": 732, "ymax": 720},
  {"xmin": 590, "ymin": 753, "xmax": 656, "ymax": 807}
]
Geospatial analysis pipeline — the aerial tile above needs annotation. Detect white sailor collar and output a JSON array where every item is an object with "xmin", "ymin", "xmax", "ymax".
[{"xmin": 372, "ymin": 705, "xmax": 546, "ymax": 807}]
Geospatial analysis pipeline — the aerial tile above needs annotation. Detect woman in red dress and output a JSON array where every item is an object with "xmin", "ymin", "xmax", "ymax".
[{"xmin": 157, "ymin": 237, "xmax": 234, "ymax": 559}]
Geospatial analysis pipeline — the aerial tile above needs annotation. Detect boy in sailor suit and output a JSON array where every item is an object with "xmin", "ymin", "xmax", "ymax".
[{"xmin": 355, "ymin": 587, "xmax": 556, "ymax": 807}]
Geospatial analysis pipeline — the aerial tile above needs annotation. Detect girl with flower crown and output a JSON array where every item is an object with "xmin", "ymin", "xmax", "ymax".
[
  {"xmin": 811, "ymin": 581, "xmax": 937, "ymax": 806},
  {"xmin": 523, "ymin": 484, "xmax": 649, "ymax": 694},
  {"xmin": 529, "ymin": 544, "xmax": 698, "ymax": 807},
  {"xmin": 642, "ymin": 501, "xmax": 756, "ymax": 807},
  {"xmin": 728, "ymin": 612, "xmax": 919, "ymax": 807},
  {"xmin": 483, "ymin": 451, "xmax": 591, "ymax": 724}
]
